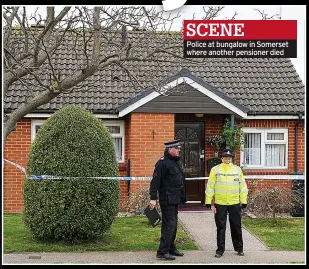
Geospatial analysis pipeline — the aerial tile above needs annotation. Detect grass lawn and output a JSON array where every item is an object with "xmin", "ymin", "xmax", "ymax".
[
  {"xmin": 4, "ymin": 214, "xmax": 305, "ymax": 253},
  {"xmin": 3, "ymin": 213, "xmax": 199, "ymax": 253},
  {"xmin": 242, "ymin": 218, "xmax": 305, "ymax": 251}
]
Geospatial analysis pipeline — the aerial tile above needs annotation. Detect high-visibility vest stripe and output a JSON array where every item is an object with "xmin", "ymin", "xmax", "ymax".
[
  {"xmin": 217, "ymin": 173, "xmax": 239, "ymax": 176},
  {"xmin": 214, "ymin": 181, "xmax": 240, "ymax": 186},
  {"xmin": 213, "ymin": 189, "xmax": 240, "ymax": 194}
]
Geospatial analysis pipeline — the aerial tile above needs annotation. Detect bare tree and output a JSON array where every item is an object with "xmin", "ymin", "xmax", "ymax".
[
  {"xmin": 3, "ymin": 6, "xmax": 186, "ymax": 145},
  {"xmin": 253, "ymin": 8, "xmax": 280, "ymax": 20},
  {"xmin": 191, "ymin": 6, "xmax": 237, "ymax": 20},
  {"xmin": 3, "ymin": 5, "xmax": 279, "ymax": 146},
  {"xmin": 202, "ymin": 6, "xmax": 237, "ymax": 20}
]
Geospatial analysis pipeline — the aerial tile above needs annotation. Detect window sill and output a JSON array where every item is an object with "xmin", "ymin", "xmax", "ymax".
[{"xmin": 243, "ymin": 167, "xmax": 288, "ymax": 170}]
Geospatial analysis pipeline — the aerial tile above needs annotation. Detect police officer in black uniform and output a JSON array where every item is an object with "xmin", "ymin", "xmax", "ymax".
[{"xmin": 149, "ymin": 139, "xmax": 187, "ymax": 261}]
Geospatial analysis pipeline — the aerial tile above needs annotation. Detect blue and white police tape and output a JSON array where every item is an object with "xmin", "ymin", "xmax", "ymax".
[
  {"xmin": 5, "ymin": 159, "xmax": 304, "ymax": 181},
  {"xmin": 26, "ymin": 175, "xmax": 208, "ymax": 181},
  {"xmin": 4, "ymin": 158, "xmax": 27, "ymax": 174},
  {"xmin": 23, "ymin": 174, "xmax": 306, "ymax": 180},
  {"xmin": 4, "ymin": 159, "xmax": 208, "ymax": 181}
]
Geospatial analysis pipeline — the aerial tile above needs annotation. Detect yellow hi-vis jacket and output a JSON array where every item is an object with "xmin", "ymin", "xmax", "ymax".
[{"xmin": 205, "ymin": 163, "xmax": 248, "ymax": 205}]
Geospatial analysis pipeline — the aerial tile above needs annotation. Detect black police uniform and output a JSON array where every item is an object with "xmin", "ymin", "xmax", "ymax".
[{"xmin": 149, "ymin": 144, "xmax": 187, "ymax": 256}]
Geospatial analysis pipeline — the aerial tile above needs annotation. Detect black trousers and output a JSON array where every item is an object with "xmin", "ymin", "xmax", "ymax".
[
  {"xmin": 157, "ymin": 204, "xmax": 178, "ymax": 255},
  {"xmin": 214, "ymin": 203, "xmax": 243, "ymax": 254}
]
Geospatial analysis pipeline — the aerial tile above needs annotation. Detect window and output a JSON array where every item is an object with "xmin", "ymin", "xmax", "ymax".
[
  {"xmin": 103, "ymin": 121, "xmax": 125, "ymax": 163},
  {"xmin": 241, "ymin": 128, "xmax": 288, "ymax": 169},
  {"xmin": 31, "ymin": 119, "xmax": 125, "ymax": 163},
  {"xmin": 31, "ymin": 119, "xmax": 45, "ymax": 142}
]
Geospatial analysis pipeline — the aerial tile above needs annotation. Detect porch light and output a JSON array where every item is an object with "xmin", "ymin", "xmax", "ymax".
[{"xmin": 195, "ymin": 114, "xmax": 204, "ymax": 118}]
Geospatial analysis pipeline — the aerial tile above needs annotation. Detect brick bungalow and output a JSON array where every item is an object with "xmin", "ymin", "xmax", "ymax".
[{"xmin": 3, "ymin": 31, "xmax": 305, "ymax": 213}]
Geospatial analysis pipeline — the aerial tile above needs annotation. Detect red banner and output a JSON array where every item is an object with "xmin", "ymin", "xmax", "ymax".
[{"xmin": 183, "ymin": 20, "xmax": 297, "ymax": 40}]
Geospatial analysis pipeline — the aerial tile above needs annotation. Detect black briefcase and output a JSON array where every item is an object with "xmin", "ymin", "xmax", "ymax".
[{"xmin": 144, "ymin": 205, "xmax": 162, "ymax": 227}]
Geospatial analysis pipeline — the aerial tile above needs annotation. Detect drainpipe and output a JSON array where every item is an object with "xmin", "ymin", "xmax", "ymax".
[
  {"xmin": 127, "ymin": 159, "xmax": 131, "ymax": 195},
  {"xmin": 291, "ymin": 115, "xmax": 303, "ymax": 175},
  {"xmin": 229, "ymin": 114, "xmax": 235, "ymax": 162},
  {"xmin": 230, "ymin": 114, "xmax": 235, "ymax": 130}
]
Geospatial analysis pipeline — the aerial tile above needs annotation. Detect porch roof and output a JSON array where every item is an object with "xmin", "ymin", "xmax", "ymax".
[{"xmin": 118, "ymin": 69, "xmax": 250, "ymax": 118}]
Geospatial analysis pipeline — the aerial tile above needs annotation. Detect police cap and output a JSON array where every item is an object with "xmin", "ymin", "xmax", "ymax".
[
  {"xmin": 164, "ymin": 139, "xmax": 181, "ymax": 149},
  {"xmin": 221, "ymin": 148, "xmax": 233, "ymax": 157}
]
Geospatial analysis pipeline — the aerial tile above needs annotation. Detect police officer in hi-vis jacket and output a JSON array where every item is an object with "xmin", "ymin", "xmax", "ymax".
[{"xmin": 205, "ymin": 148, "xmax": 248, "ymax": 258}]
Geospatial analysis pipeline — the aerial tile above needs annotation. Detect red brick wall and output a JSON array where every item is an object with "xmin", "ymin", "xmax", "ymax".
[
  {"xmin": 246, "ymin": 179, "xmax": 292, "ymax": 192},
  {"xmin": 127, "ymin": 113, "xmax": 175, "ymax": 192},
  {"xmin": 3, "ymin": 119, "xmax": 31, "ymax": 212},
  {"xmin": 3, "ymin": 115, "xmax": 304, "ymax": 212}
]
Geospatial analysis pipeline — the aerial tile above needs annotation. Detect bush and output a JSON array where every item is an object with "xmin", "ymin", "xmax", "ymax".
[
  {"xmin": 247, "ymin": 186, "xmax": 304, "ymax": 218},
  {"xmin": 120, "ymin": 186, "xmax": 161, "ymax": 215},
  {"xmin": 23, "ymin": 106, "xmax": 120, "ymax": 242},
  {"xmin": 291, "ymin": 180, "xmax": 305, "ymax": 217}
]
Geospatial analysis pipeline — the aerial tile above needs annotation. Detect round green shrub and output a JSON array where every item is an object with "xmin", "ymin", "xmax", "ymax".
[{"xmin": 23, "ymin": 106, "xmax": 120, "ymax": 242}]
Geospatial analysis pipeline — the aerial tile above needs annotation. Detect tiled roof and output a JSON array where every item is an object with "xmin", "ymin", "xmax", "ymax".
[
  {"xmin": 118, "ymin": 68, "xmax": 250, "ymax": 115},
  {"xmin": 4, "ymin": 31, "xmax": 305, "ymax": 115}
]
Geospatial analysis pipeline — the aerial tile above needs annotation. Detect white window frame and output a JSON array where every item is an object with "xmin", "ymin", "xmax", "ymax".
[
  {"xmin": 102, "ymin": 120, "xmax": 125, "ymax": 163},
  {"xmin": 31, "ymin": 119, "xmax": 125, "ymax": 163},
  {"xmin": 31, "ymin": 119, "xmax": 45, "ymax": 142},
  {"xmin": 240, "ymin": 128, "xmax": 288, "ymax": 169}
]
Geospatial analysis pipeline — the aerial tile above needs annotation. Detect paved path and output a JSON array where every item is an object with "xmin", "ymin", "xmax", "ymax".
[
  {"xmin": 3, "ymin": 211, "xmax": 306, "ymax": 264},
  {"xmin": 178, "ymin": 211, "xmax": 269, "ymax": 251}
]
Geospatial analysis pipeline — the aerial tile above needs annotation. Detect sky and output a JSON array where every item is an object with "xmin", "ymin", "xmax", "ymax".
[{"xmin": 4, "ymin": 5, "xmax": 306, "ymax": 83}]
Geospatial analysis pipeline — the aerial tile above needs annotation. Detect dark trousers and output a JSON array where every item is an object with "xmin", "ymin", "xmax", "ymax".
[
  {"xmin": 214, "ymin": 203, "xmax": 243, "ymax": 254},
  {"xmin": 157, "ymin": 204, "xmax": 178, "ymax": 255}
]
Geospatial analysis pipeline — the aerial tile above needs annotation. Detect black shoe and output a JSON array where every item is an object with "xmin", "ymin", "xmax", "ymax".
[
  {"xmin": 156, "ymin": 253, "xmax": 176, "ymax": 260},
  {"xmin": 170, "ymin": 250, "xmax": 184, "ymax": 256},
  {"xmin": 215, "ymin": 253, "xmax": 223, "ymax": 258},
  {"xmin": 237, "ymin": 252, "xmax": 245, "ymax": 256}
]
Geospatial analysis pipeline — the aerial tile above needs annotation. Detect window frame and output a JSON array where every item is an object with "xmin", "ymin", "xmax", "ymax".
[
  {"xmin": 102, "ymin": 120, "xmax": 125, "ymax": 163},
  {"xmin": 240, "ymin": 128, "xmax": 288, "ymax": 169},
  {"xmin": 31, "ymin": 119, "xmax": 125, "ymax": 163},
  {"xmin": 31, "ymin": 119, "xmax": 45, "ymax": 142}
]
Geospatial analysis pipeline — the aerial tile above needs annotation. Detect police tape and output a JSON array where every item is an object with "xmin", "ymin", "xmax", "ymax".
[
  {"xmin": 22, "ymin": 174, "xmax": 307, "ymax": 180},
  {"xmin": 26, "ymin": 175, "xmax": 208, "ymax": 181},
  {"xmin": 4, "ymin": 159, "xmax": 207, "ymax": 180},
  {"xmin": 5, "ymin": 159, "xmax": 305, "ymax": 181},
  {"xmin": 4, "ymin": 159, "xmax": 27, "ymax": 174}
]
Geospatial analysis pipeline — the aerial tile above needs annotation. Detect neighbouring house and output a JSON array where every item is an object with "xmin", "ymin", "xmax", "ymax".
[{"xmin": 3, "ymin": 30, "xmax": 305, "ymax": 213}]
